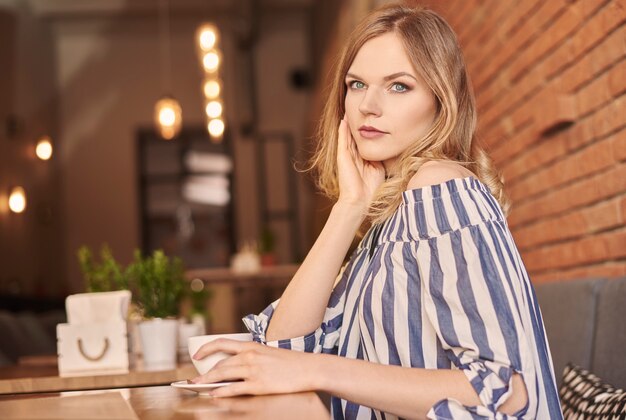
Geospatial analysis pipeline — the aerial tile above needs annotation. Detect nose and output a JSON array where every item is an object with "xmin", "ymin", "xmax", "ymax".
[{"xmin": 358, "ymin": 89, "xmax": 381, "ymax": 117}]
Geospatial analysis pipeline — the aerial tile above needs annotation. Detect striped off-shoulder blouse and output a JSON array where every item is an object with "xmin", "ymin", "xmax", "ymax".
[{"xmin": 243, "ymin": 177, "xmax": 563, "ymax": 419}]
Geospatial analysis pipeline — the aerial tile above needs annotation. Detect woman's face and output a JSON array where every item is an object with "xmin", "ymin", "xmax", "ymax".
[{"xmin": 344, "ymin": 32, "xmax": 437, "ymax": 174}]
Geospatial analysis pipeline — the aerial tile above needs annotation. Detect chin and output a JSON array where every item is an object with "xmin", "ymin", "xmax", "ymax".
[
  {"xmin": 356, "ymin": 147, "xmax": 392, "ymax": 163},
  {"xmin": 357, "ymin": 151, "xmax": 382, "ymax": 162}
]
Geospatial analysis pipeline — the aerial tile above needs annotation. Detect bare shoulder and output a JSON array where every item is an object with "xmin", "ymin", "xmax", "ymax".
[{"xmin": 406, "ymin": 161, "xmax": 475, "ymax": 190}]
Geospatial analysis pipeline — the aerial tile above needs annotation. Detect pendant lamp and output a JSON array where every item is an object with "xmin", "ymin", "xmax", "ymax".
[{"xmin": 154, "ymin": 0, "xmax": 182, "ymax": 140}]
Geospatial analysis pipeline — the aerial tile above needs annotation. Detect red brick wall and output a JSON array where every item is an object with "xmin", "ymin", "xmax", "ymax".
[{"xmin": 434, "ymin": 0, "xmax": 625, "ymax": 282}]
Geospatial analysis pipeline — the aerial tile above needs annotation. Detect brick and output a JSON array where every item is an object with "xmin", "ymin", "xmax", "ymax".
[
  {"xmin": 437, "ymin": 0, "xmax": 624, "ymax": 280},
  {"xmin": 534, "ymin": 90, "xmax": 578, "ymax": 135},
  {"xmin": 446, "ymin": 0, "xmax": 476, "ymax": 30},
  {"xmin": 481, "ymin": 70, "xmax": 546, "ymax": 134},
  {"xmin": 456, "ymin": 1, "xmax": 490, "ymax": 44},
  {"xmin": 531, "ymin": 262, "xmax": 626, "ymax": 283},
  {"xmin": 467, "ymin": 0, "xmax": 542, "ymax": 75},
  {"xmin": 564, "ymin": 120, "xmax": 593, "ymax": 152},
  {"xmin": 513, "ymin": 196, "xmax": 624, "ymax": 249},
  {"xmin": 590, "ymin": 28, "xmax": 626, "ymax": 76},
  {"xmin": 577, "ymin": 0, "xmax": 612, "ymax": 20},
  {"xmin": 583, "ymin": 198, "xmax": 625, "ymax": 233},
  {"xmin": 578, "ymin": 137, "xmax": 613, "ymax": 174},
  {"xmin": 606, "ymin": 230, "xmax": 626, "ymax": 258},
  {"xmin": 502, "ymin": 135, "xmax": 568, "ymax": 183},
  {"xmin": 464, "ymin": 0, "xmax": 510, "ymax": 57},
  {"xmin": 558, "ymin": 51, "xmax": 595, "ymax": 93},
  {"xmin": 571, "ymin": 1, "xmax": 626, "ymax": 59},
  {"xmin": 615, "ymin": 128, "xmax": 626, "ymax": 161},
  {"xmin": 513, "ymin": 211, "xmax": 585, "ymax": 250},
  {"xmin": 554, "ymin": 26, "xmax": 625, "ymax": 93},
  {"xmin": 492, "ymin": 125, "xmax": 536, "ymax": 165},
  {"xmin": 573, "ymin": 236, "xmax": 610, "ymax": 265},
  {"xmin": 543, "ymin": 39, "xmax": 576, "ymax": 79},
  {"xmin": 474, "ymin": 1, "xmax": 565, "ymax": 91},
  {"xmin": 576, "ymin": 72, "xmax": 613, "ymax": 117},
  {"xmin": 476, "ymin": 82, "xmax": 504, "ymax": 115},
  {"xmin": 508, "ymin": 136, "xmax": 617, "ymax": 203},
  {"xmin": 509, "ymin": 6, "xmax": 581, "ymax": 82},
  {"xmin": 608, "ymin": 60, "xmax": 626, "ymax": 97}
]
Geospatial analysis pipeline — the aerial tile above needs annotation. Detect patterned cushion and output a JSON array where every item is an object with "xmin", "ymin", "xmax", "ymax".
[{"xmin": 560, "ymin": 363, "xmax": 626, "ymax": 419}]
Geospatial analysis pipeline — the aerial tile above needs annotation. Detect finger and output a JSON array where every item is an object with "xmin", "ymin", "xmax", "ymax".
[
  {"xmin": 192, "ymin": 364, "xmax": 249, "ymax": 384},
  {"xmin": 211, "ymin": 381, "xmax": 254, "ymax": 398},
  {"xmin": 210, "ymin": 352, "xmax": 246, "ymax": 370},
  {"xmin": 193, "ymin": 338, "xmax": 254, "ymax": 360},
  {"xmin": 343, "ymin": 118, "xmax": 357, "ymax": 150},
  {"xmin": 337, "ymin": 119, "xmax": 347, "ymax": 152}
]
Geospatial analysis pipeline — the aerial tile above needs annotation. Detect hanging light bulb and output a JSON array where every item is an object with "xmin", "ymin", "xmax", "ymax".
[
  {"xmin": 155, "ymin": 96, "xmax": 182, "ymax": 140},
  {"xmin": 195, "ymin": 21, "xmax": 226, "ymax": 142},
  {"xmin": 202, "ymin": 50, "xmax": 221, "ymax": 73},
  {"xmin": 36, "ymin": 136, "xmax": 53, "ymax": 160},
  {"xmin": 205, "ymin": 100, "xmax": 223, "ymax": 119},
  {"xmin": 203, "ymin": 79, "xmax": 221, "ymax": 99},
  {"xmin": 197, "ymin": 24, "xmax": 219, "ymax": 51},
  {"xmin": 8, "ymin": 186, "xmax": 26, "ymax": 213},
  {"xmin": 207, "ymin": 118, "xmax": 225, "ymax": 139},
  {"xmin": 153, "ymin": 0, "xmax": 182, "ymax": 140}
]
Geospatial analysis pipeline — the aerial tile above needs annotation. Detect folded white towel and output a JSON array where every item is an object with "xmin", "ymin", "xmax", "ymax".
[{"xmin": 65, "ymin": 290, "xmax": 131, "ymax": 325}]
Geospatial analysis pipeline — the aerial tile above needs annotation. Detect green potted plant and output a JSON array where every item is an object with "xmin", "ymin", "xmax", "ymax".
[
  {"xmin": 77, "ymin": 244, "xmax": 128, "ymax": 292},
  {"xmin": 126, "ymin": 249, "xmax": 184, "ymax": 370},
  {"xmin": 258, "ymin": 225, "xmax": 277, "ymax": 266},
  {"xmin": 75, "ymin": 244, "xmax": 131, "ymax": 322}
]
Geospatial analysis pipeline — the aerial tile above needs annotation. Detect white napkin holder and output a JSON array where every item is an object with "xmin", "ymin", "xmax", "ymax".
[{"xmin": 57, "ymin": 290, "xmax": 131, "ymax": 377}]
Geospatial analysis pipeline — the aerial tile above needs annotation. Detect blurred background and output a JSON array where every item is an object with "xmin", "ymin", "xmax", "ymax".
[{"xmin": 0, "ymin": 0, "xmax": 624, "ymax": 359}]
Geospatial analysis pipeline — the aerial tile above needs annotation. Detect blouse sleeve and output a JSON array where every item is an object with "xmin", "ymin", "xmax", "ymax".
[
  {"xmin": 418, "ymin": 223, "xmax": 534, "ymax": 419},
  {"xmin": 241, "ymin": 253, "xmax": 357, "ymax": 354}
]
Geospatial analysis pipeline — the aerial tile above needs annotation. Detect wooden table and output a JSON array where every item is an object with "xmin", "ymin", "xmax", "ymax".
[
  {"xmin": 0, "ymin": 385, "xmax": 331, "ymax": 419},
  {"xmin": 0, "ymin": 362, "xmax": 197, "ymax": 395}
]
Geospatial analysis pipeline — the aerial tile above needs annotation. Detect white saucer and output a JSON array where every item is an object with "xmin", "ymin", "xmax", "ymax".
[{"xmin": 171, "ymin": 380, "xmax": 235, "ymax": 396}]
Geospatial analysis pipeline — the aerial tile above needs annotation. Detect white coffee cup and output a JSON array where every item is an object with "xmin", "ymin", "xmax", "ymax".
[{"xmin": 188, "ymin": 333, "xmax": 253, "ymax": 375}]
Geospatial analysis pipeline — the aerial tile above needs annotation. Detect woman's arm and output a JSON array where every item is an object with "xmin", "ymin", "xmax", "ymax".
[
  {"xmin": 265, "ymin": 201, "xmax": 364, "ymax": 340},
  {"xmin": 266, "ymin": 119, "xmax": 385, "ymax": 341},
  {"xmin": 312, "ymin": 353, "xmax": 528, "ymax": 419},
  {"xmin": 193, "ymin": 341, "xmax": 527, "ymax": 419}
]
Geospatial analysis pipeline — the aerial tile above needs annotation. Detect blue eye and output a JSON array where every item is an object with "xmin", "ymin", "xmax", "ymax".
[
  {"xmin": 349, "ymin": 81, "xmax": 365, "ymax": 89},
  {"xmin": 391, "ymin": 82, "xmax": 409, "ymax": 92}
]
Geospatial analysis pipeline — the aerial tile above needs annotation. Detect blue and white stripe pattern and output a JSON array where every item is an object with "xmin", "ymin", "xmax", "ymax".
[{"xmin": 243, "ymin": 177, "xmax": 563, "ymax": 419}]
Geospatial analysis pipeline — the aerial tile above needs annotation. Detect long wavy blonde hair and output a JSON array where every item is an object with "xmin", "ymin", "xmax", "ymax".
[{"xmin": 309, "ymin": 3, "xmax": 510, "ymax": 224}]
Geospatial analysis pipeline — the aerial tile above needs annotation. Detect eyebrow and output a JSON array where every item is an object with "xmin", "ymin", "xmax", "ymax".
[{"xmin": 345, "ymin": 72, "xmax": 418, "ymax": 82}]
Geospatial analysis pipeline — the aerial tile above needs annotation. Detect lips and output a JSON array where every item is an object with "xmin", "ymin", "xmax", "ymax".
[{"xmin": 358, "ymin": 125, "xmax": 387, "ymax": 139}]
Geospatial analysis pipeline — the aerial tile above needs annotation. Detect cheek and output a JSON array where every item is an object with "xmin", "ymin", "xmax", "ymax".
[
  {"xmin": 344, "ymin": 95, "xmax": 359, "ymax": 129},
  {"xmin": 344, "ymin": 94, "xmax": 357, "ymax": 114},
  {"xmin": 397, "ymin": 99, "xmax": 437, "ymax": 134}
]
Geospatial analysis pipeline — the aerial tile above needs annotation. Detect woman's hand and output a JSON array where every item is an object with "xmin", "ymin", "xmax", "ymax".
[
  {"xmin": 191, "ymin": 339, "xmax": 318, "ymax": 397},
  {"xmin": 336, "ymin": 118, "xmax": 386, "ymax": 208}
]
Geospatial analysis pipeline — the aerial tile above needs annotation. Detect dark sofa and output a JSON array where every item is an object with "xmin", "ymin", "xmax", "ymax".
[{"xmin": 534, "ymin": 276, "xmax": 626, "ymax": 389}]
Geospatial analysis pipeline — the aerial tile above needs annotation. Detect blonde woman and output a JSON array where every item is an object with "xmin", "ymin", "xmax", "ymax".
[{"xmin": 192, "ymin": 4, "xmax": 562, "ymax": 419}]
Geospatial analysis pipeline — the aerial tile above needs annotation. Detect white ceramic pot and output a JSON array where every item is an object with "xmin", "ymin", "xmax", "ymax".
[
  {"xmin": 138, "ymin": 318, "xmax": 178, "ymax": 371},
  {"xmin": 177, "ymin": 321, "xmax": 202, "ymax": 362}
]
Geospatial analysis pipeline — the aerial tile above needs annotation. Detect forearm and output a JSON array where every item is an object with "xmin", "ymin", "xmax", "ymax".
[
  {"xmin": 265, "ymin": 202, "xmax": 365, "ymax": 341},
  {"xmin": 309, "ymin": 354, "xmax": 527, "ymax": 419}
]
